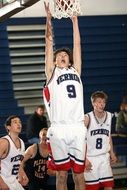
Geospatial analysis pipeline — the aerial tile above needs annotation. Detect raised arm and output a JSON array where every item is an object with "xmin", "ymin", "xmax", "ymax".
[
  {"xmin": 44, "ymin": 2, "xmax": 54, "ymax": 81},
  {"xmin": 72, "ymin": 16, "xmax": 82, "ymax": 75}
]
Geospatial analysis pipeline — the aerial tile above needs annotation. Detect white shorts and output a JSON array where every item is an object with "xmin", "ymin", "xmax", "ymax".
[
  {"xmin": 84, "ymin": 153, "xmax": 114, "ymax": 190},
  {"xmin": 1, "ymin": 175, "xmax": 25, "ymax": 190},
  {"xmin": 47, "ymin": 123, "xmax": 87, "ymax": 173}
]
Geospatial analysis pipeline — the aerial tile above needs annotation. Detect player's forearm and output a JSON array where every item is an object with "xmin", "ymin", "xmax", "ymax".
[
  {"xmin": 72, "ymin": 16, "xmax": 82, "ymax": 74},
  {"xmin": 45, "ymin": 17, "xmax": 54, "ymax": 78},
  {"xmin": 45, "ymin": 15, "xmax": 53, "ymax": 43},
  {"xmin": 109, "ymin": 136, "xmax": 114, "ymax": 154},
  {"xmin": 19, "ymin": 160, "xmax": 25, "ymax": 172},
  {"xmin": 73, "ymin": 16, "xmax": 81, "ymax": 45}
]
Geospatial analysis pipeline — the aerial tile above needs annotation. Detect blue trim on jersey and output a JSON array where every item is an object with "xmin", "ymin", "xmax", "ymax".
[
  {"xmin": 86, "ymin": 179, "xmax": 99, "ymax": 183},
  {"xmin": 86, "ymin": 176, "xmax": 113, "ymax": 183},
  {"xmin": 54, "ymin": 156, "xmax": 70, "ymax": 163},
  {"xmin": 100, "ymin": 176, "xmax": 113, "ymax": 181},
  {"xmin": 69, "ymin": 153, "xmax": 84, "ymax": 163}
]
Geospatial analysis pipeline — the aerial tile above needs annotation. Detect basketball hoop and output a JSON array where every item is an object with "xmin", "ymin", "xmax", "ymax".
[{"xmin": 53, "ymin": 0, "xmax": 82, "ymax": 19}]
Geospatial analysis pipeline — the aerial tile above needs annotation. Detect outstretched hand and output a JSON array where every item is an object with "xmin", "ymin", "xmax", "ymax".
[
  {"xmin": 70, "ymin": 15, "xmax": 78, "ymax": 27},
  {"xmin": 44, "ymin": 1, "xmax": 53, "ymax": 41},
  {"xmin": 71, "ymin": 15, "xmax": 77, "ymax": 20},
  {"xmin": 44, "ymin": 1, "xmax": 52, "ymax": 19}
]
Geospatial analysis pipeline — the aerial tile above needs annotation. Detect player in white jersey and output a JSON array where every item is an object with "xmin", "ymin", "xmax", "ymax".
[
  {"xmin": 0, "ymin": 115, "xmax": 28, "ymax": 190},
  {"xmin": 84, "ymin": 91, "xmax": 117, "ymax": 190},
  {"xmin": 43, "ymin": 2, "xmax": 87, "ymax": 190}
]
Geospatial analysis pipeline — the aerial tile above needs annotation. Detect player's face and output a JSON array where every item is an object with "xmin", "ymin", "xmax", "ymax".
[
  {"xmin": 37, "ymin": 107, "xmax": 45, "ymax": 116},
  {"xmin": 55, "ymin": 51, "xmax": 70, "ymax": 68},
  {"xmin": 9, "ymin": 117, "xmax": 22, "ymax": 134},
  {"xmin": 40, "ymin": 130, "xmax": 47, "ymax": 144},
  {"xmin": 93, "ymin": 98, "xmax": 106, "ymax": 113}
]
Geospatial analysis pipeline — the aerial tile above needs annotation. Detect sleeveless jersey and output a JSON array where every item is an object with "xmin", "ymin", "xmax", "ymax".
[
  {"xmin": 0, "ymin": 135, "xmax": 25, "ymax": 183},
  {"xmin": 25, "ymin": 144, "xmax": 49, "ymax": 189},
  {"xmin": 86, "ymin": 111, "xmax": 112, "ymax": 156},
  {"xmin": 43, "ymin": 66, "xmax": 84, "ymax": 124}
]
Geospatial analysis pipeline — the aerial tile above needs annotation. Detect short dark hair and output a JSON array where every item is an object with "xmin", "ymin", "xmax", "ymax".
[
  {"xmin": 53, "ymin": 47, "xmax": 73, "ymax": 66},
  {"xmin": 91, "ymin": 91, "xmax": 108, "ymax": 103},
  {"xmin": 5, "ymin": 115, "xmax": 19, "ymax": 132},
  {"xmin": 36, "ymin": 105, "xmax": 45, "ymax": 110}
]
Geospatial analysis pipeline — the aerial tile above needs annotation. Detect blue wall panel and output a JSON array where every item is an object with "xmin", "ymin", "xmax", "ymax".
[
  {"xmin": 0, "ymin": 22, "xmax": 24, "ymax": 133},
  {"xmin": 0, "ymin": 17, "xmax": 46, "ymax": 135}
]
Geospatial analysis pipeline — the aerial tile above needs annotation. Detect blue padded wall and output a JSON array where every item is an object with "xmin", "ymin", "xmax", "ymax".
[
  {"xmin": 53, "ymin": 15, "xmax": 127, "ymax": 113},
  {"xmin": 0, "ymin": 22, "xmax": 24, "ymax": 135}
]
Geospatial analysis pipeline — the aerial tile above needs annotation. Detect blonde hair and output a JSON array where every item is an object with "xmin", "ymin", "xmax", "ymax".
[
  {"xmin": 91, "ymin": 91, "xmax": 108, "ymax": 103},
  {"xmin": 39, "ymin": 128, "xmax": 48, "ymax": 137}
]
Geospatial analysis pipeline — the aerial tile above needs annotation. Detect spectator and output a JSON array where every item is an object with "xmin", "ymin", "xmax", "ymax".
[
  {"xmin": 26, "ymin": 105, "xmax": 48, "ymax": 144},
  {"xmin": 0, "ymin": 115, "xmax": 28, "ymax": 190},
  {"xmin": 19, "ymin": 128, "xmax": 55, "ymax": 190},
  {"xmin": 84, "ymin": 91, "xmax": 117, "ymax": 190},
  {"xmin": 116, "ymin": 101, "xmax": 127, "ymax": 135}
]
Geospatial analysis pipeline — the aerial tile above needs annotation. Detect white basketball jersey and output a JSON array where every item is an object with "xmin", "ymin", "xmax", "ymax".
[
  {"xmin": 43, "ymin": 66, "xmax": 84, "ymax": 124},
  {"xmin": 86, "ymin": 111, "xmax": 112, "ymax": 156},
  {"xmin": 1, "ymin": 135, "xmax": 25, "ymax": 183}
]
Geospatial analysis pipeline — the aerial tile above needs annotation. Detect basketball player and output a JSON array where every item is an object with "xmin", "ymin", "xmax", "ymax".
[
  {"xmin": 19, "ymin": 128, "xmax": 56, "ymax": 190},
  {"xmin": 43, "ymin": 2, "xmax": 87, "ymax": 190},
  {"xmin": 0, "ymin": 115, "xmax": 28, "ymax": 190},
  {"xmin": 84, "ymin": 91, "xmax": 117, "ymax": 190}
]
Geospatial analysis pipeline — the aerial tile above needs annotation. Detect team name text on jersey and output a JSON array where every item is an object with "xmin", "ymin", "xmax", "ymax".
[
  {"xmin": 11, "ymin": 154, "xmax": 24, "ymax": 162},
  {"xmin": 91, "ymin": 129, "xmax": 109, "ymax": 136},
  {"xmin": 57, "ymin": 73, "xmax": 80, "ymax": 85}
]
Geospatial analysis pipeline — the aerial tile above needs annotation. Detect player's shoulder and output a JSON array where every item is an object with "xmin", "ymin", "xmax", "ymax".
[
  {"xmin": 0, "ymin": 135, "xmax": 10, "ymax": 145},
  {"xmin": 105, "ymin": 111, "xmax": 114, "ymax": 118},
  {"xmin": 0, "ymin": 136, "xmax": 10, "ymax": 158},
  {"xmin": 19, "ymin": 137, "xmax": 25, "ymax": 146},
  {"xmin": 25, "ymin": 143, "xmax": 37, "ymax": 158},
  {"xmin": 84, "ymin": 111, "xmax": 93, "ymax": 118},
  {"xmin": 84, "ymin": 112, "xmax": 91, "ymax": 128}
]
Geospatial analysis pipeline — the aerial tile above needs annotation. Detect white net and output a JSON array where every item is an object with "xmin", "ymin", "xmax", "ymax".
[{"xmin": 53, "ymin": 0, "xmax": 82, "ymax": 19}]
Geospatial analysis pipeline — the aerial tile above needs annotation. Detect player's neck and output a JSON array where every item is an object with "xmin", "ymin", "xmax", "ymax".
[
  {"xmin": 94, "ymin": 110, "xmax": 105, "ymax": 118},
  {"xmin": 39, "ymin": 143, "xmax": 49, "ymax": 157},
  {"xmin": 9, "ymin": 132, "xmax": 19, "ymax": 141},
  {"xmin": 9, "ymin": 133, "xmax": 21, "ymax": 149}
]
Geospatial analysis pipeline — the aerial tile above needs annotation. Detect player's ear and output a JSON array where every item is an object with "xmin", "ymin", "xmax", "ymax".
[
  {"xmin": 6, "ymin": 125, "xmax": 11, "ymax": 132},
  {"xmin": 55, "ymin": 62, "xmax": 59, "ymax": 67}
]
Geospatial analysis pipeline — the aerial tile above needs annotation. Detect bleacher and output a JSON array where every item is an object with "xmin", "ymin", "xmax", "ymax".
[
  {"xmin": 7, "ymin": 18, "xmax": 46, "ymax": 114},
  {"xmin": 0, "ymin": 17, "xmax": 46, "ymax": 136},
  {"xmin": 0, "ymin": 21, "xmax": 26, "ymax": 136}
]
